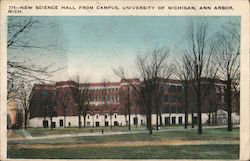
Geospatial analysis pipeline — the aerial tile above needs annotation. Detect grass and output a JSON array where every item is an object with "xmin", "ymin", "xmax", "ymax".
[
  {"xmin": 19, "ymin": 126, "xmax": 145, "ymax": 137},
  {"xmin": 8, "ymin": 127, "xmax": 239, "ymax": 145},
  {"xmin": 8, "ymin": 144, "xmax": 239, "ymax": 159},
  {"xmin": 7, "ymin": 127, "xmax": 239, "ymax": 159},
  {"xmin": 18, "ymin": 125, "xmax": 185, "ymax": 137}
]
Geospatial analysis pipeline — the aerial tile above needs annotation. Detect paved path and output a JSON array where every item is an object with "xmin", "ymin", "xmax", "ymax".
[{"xmin": 8, "ymin": 125, "xmax": 239, "ymax": 141}]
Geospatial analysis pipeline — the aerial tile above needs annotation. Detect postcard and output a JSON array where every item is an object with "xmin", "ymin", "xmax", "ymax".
[{"xmin": 0, "ymin": 0, "xmax": 249, "ymax": 161}]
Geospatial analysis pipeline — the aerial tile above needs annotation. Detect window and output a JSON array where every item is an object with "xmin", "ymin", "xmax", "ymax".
[
  {"xmin": 170, "ymin": 96, "xmax": 176, "ymax": 103},
  {"xmin": 87, "ymin": 115, "xmax": 90, "ymax": 119},
  {"xmin": 177, "ymin": 86, "xmax": 182, "ymax": 93},
  {"xmin": 165, "ymin": 117, "xmax": 170, "ymax": 125},
  {"xmin": 51, "ymin": 122, "xmax": 56, "ymax": 128},
  {"xmin": 87, "ymin": 122, "xmax": 90, "ymax": 126},
  {"xmin": 114, "ymin": 121, "xmax": 119, "ymax": 126},
  {"xmin": 114, "ymin": 114, "xmax": 117, "ymax": 119},
  {"xmin": 43, "ymin": 120, "xmax": 48, "ymax": 128},
  {"xmin": 105, "ymin": 114, "xmax": 108, "ymax": 119},
  {"xmin": 170, "ymin": 107, "xmax": 177, "ymax": 113},
  {"xmin": 59, "ymin": 119, "xmax": 63, "ymax": 127},
  {"xmin": 164, "ymin": 95, "xmax": 169, "ymax": 102},
  {"xmin": 170, "ymin": 85, "xmax": 176, "ymax": 93},
  {"xmin": 216, "ymin": 86, "xmax": 220, "ymax": 93},
  {"xmin": 177, "ymin": 106, "xmax": 183, "ymax": 113},
  {"xmin": 42, "ymin": 91, "xmax": 48, "ymax": 96},
  {"xmin": 165, "ymin": 85, "xmax": 170, "ymax": 91},
  {"xmin": 96, "ymin": 114, "xmax": 99, "ymax": 119},
  {"xmin": 178, "ymin": 117, "xmax": 183, "ymax": 124},
  {"xmin": 164, "ymin": 105, "xmax": 169, "ymax": 113},
  {"xmin": 221, "ymin": 95, "xmax": 225, "ymax": 103},
  {"xmin": 172, "ymin": 117, "xmax": 176, "ymax": 125},
  {"xmin": 53, "ymin": 111, "xmax": 57, "ymax": 117},
  {"xmin": 133, "ymin": 117, "xmax": 138, "ymax": 125},
  {"xmin": 177, "ymin": 96, "xmax": 183, "ymax": 103}
]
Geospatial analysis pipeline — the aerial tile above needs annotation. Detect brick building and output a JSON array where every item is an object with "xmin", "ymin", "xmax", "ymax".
[{"xmin": 29, "ymin": 78, "xmax": 239, "ymax": 128}]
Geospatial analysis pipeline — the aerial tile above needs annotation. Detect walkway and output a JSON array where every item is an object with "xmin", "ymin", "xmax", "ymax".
[{"xmin": 8, "ymin": 125, "xmax": 239, "ymax": 141}]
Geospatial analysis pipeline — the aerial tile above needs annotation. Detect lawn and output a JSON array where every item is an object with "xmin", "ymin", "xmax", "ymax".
[
  {"xmin": 8, "ymin": 144, "xmax": 239, "ymax": 159},
  {"xmin": 8, "ymin": 127, "xmax": 239, "ymax": 159},
  {"xmin": 8, "ymin": 125, "xmax": 185, "ymax": 138}
]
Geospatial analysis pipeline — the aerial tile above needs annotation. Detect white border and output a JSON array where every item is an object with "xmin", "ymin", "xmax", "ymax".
[{"xmin": 0, "ymin": 0, "xmax": 249, "ymax": 161}]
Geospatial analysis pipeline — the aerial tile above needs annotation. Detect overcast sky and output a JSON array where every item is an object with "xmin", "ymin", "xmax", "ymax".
[{"xmin": 8, "ymin": 16, "xmax": 240, "ymax": 83}]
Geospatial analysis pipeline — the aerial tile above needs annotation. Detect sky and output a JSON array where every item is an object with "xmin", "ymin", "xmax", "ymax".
[{"xmin": 8, "ymin": 16, "xmax": 240, "ymax": 83}]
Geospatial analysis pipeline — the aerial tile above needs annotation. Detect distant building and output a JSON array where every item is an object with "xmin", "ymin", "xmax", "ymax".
[{"xmin": 29, "ymin": 78, "xmax": 239, "ymax": 128}]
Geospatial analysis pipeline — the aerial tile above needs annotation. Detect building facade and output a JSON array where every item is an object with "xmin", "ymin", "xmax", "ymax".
[{"xmin": 29, "ymin": 78, "xmax": 239, "ymax": 128}]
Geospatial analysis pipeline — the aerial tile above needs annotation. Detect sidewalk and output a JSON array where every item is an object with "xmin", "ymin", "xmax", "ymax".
[{"xmin": 8, "ymin": 125, "xmax": 239, "ymax": 141}]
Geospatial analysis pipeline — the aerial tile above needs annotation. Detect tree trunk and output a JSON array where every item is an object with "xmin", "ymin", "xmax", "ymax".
[
  {"xmin": 197, "ymin": 80, "xmax": 202, "ymax": 134},
  {"xmin": 125, "ymin": 114, "xmax": 127, "ymax": 126},
  {"xmin": 78, "ymin": 115, "xmax": 81, "ymax": 129},
  {"xmin": 208, "ymin": 111, "xmax": 211, "ymax": 126},
  {"xmin": 128, "ymin": 87, "xmax": 131, "ymax": 130},
  {"xmin": 146, "ymin": 115, "xmax": 149, "ymax": 129},
  {"xmin": 148, "ymin": 114, "xmax": 152, "ymax": 134},
  {"xmin": 83, "ymin": 115, "xmax": 86, "ymax": 127},
  {"xmin": 64, "ymin": 114, "xmax": 66, "ymax": 128},
  {"xmin": 128, "ymin": 111, "xmax": 130, "ymax": 130},
  {"xmin": 215, "ymin": 104, "xmax": 218, "ymax": 126},
  {"xmin": 160, "ymin": 114, "xmax": 163, "ymax": 126},
  {"xmin": 227, "ymin": 79, "xmax": 232, "ymax": 131},
  {"xmin": 191, "ymin": 109, "xmax": 194, "ymax": 128},
  {"xmin": 184, "ymin": 81, "xmax": 188, "ymax": 129},
  {"xmin": 156, "ymin": 112, "xmax": 159, "ymax": 130},
  {"xmin": 24, "ymin": 110, "xmax": 28, "ymax": 129},
  {"xmin": 43, "ymin": 108, "xmax": 46, "ymax": 128},
  {"xmin": 50, "ymin": 116, "xmax": 52, "ymax": 130}
]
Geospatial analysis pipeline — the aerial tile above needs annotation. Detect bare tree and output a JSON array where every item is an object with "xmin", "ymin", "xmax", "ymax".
[
  {"xmin": 16, "ymin": 108, "xmax": 23, "ymax": 129},
  {"xmin": 183, "ymin": 20, "xmax": 217, "ymax": 134},
  {"xmin": 16, "ymin": 80, "xmax": 32, "ymax": 129},
  {"xmin": 7, "ymin": 17, "xmax": 64, "ymax": 100},
  {"xmin": 57, "ymin": 89, "xmax": 70, "ymax": 128},
  {"xmin": 153, "ymin": 79, "xmax": 166, "ymax": 130},
  {"xmin": 213, "ymin": 22, "xmax": 240, "ymax": 131},
  {"xmin": 174, "ymin": 55, "xmax": 191, "ymax": 129},
  {"xmin": 71, "ymin": 75, "xmax": 90, "ymax": 128},
  {"xmin": 102, "ymin": 78, "xmax": 115, "ymax": 129},
  {"xmin": 114, "ymin": 48, "xmax": 173, "ymax": 134},
  {"xmin": 41, "ymin": 89, "xmax": 56, "ymax": 130},
  {"xmin": 122, "ymin": 84, "xmax": 132, "ymax": 130}
]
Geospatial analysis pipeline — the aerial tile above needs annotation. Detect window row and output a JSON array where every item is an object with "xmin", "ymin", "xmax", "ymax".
[
  {"xmin": 87, "ymin": 88, "xmax": 119, "ymax": 93},
  {"xmin": 165, "ymin": 85, "xmax": 183, "ymax": 93},
  {"xmin": 163, "ymin": 106, "xmax": 184, "ymax": 113},
  {"xmin": 87, "ymin": 113, "xmax": 117, "ymax": 119},
  {"xmin": 164, "ymin": 95, "xmax": 183, "ymax": 103},
  {"xmin": 90, "ymin": 95, "xmax": 120, "ymax": 102}
]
